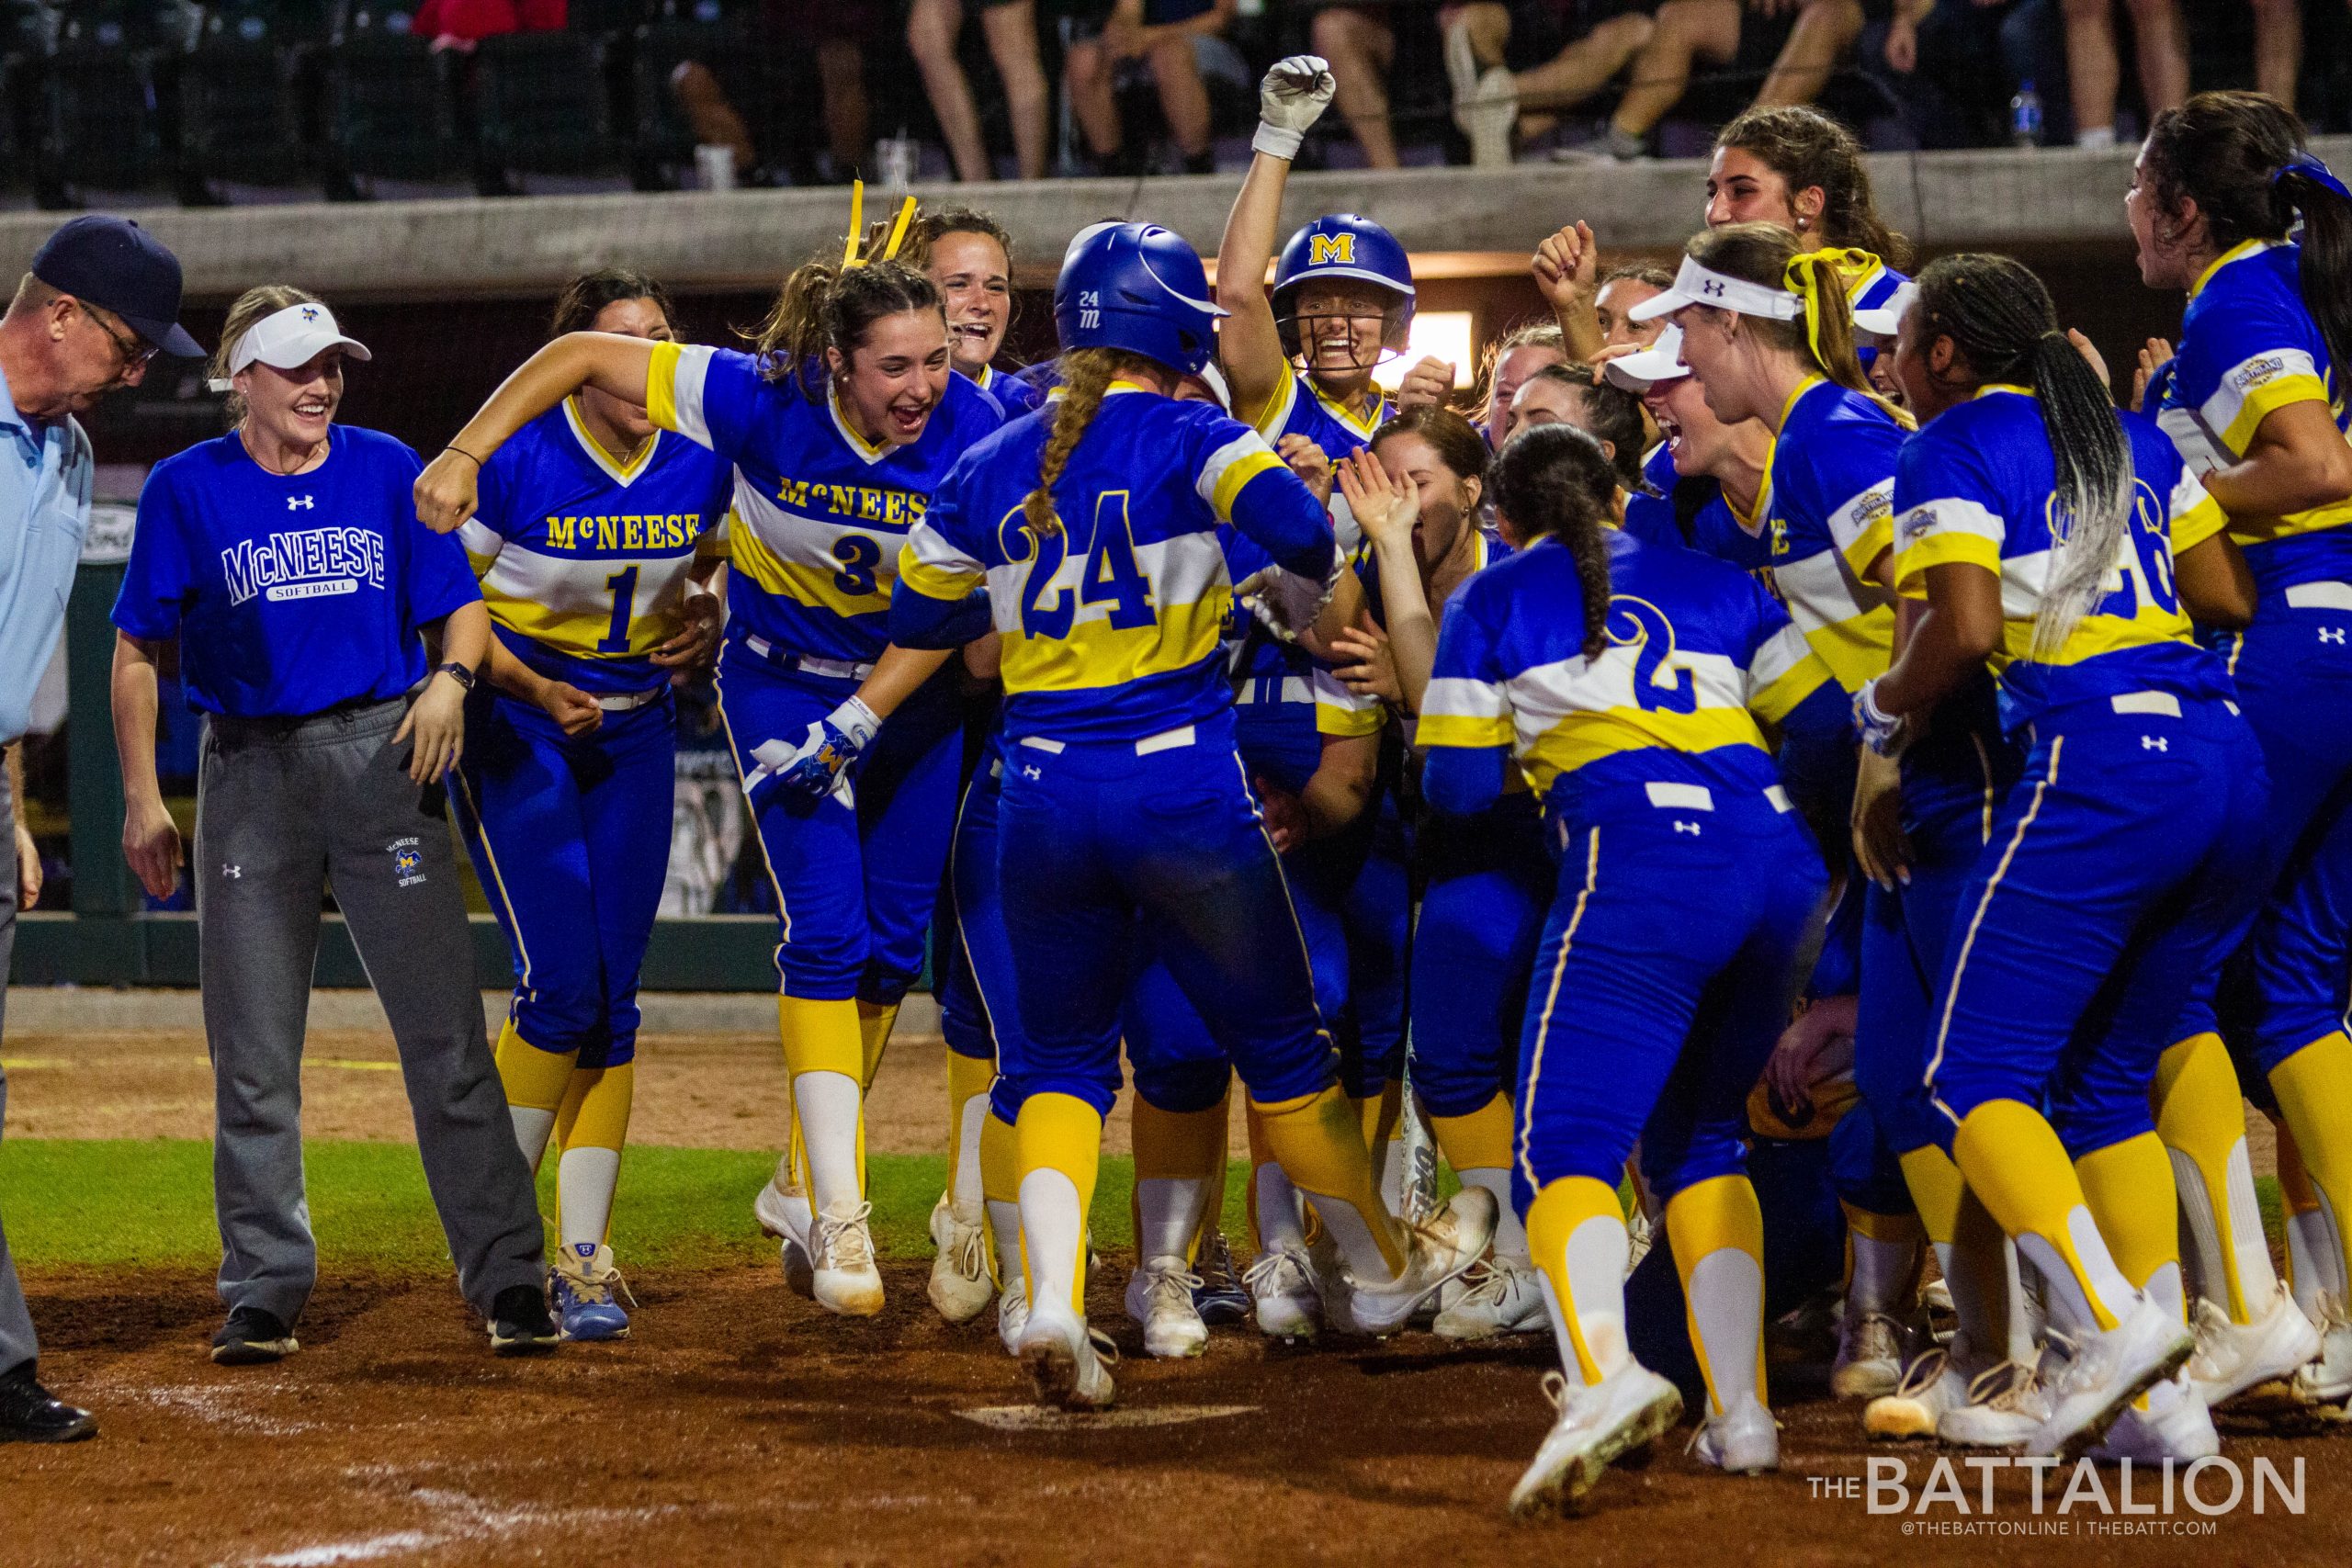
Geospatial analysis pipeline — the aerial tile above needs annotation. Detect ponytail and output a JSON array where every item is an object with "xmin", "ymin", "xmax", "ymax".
[
  {"xmin": 745, "ymin": 187, "xmax": 940, "ymax": 399},
  {"xmin": 1687, "ymin": 225, "xmax": 1912, "ymax": 427},
  {"xmin": 2274, "ymin": 162, "xmax": 2352, "ymax": 397},
  {"xmin": 1488, "ymin": 423, "xmax": 1618, "ymax": 660},
  {"xmin": 1023, "ymin": 347, "xmax": 1144, "ymax": 536}
]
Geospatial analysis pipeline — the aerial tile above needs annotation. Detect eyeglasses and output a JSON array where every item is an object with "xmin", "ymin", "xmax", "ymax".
[{"xmin": 76, "ymin": 301, "xmax": 160, "ymax": 370}]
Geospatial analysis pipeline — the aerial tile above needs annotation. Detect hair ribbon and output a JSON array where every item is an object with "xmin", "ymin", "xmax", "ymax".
[
  {"xmin": 842, "ymin": 179, "xmax": 920, "ymax": 270},
  {"xmin": 1783, "ymin": 246, "xmax": 1880, "ymax": 367},
  {"xmin": 2275, "ymin": 153, "xmax": 2352, "ymax": 209}
]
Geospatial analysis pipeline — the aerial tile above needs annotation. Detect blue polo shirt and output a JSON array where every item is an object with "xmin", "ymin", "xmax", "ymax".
[
  {"xmin": 113, "ymin": 425, "xmax": 481, "ymax": 718},
  {"xmin": 0, "ymin": 362, "xmax": 96, "ymax": 745}
]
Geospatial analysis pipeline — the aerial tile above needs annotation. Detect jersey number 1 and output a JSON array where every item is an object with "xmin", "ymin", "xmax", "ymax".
[{"xmin": 599, "ymin": 565, "xmax": 639, "ymax": 653}]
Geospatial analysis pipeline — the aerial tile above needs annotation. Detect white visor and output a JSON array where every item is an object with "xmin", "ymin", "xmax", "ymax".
[
  {"xmin": 1851, "ymin": 280, "xmax": 1918, "ymax": 341},
  {"xmin": 1627, "ymin": 255, "xmax": 1805, "ymax": 324},
  {"xmin": 1603, "ymin": 324, "xmax": 1690, "ymax": 392},
  {"xmin": 228, "ymin": 302, "xmax": 372, "ymax": 376}
]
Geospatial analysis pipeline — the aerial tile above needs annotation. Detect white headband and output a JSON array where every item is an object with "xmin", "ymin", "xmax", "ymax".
[
  {"xmin": 1628, "ymin": 255, "xmax": 1805, "ymax": 324},
  {"xmin": 1602, "ymin": 324, "xmax": 1690, "ymax": 392}
]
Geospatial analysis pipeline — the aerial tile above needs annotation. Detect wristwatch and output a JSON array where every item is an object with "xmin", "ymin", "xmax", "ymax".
[{"xmin": 434, "ymin": 661, "xmax": 478, "ymax": 692}]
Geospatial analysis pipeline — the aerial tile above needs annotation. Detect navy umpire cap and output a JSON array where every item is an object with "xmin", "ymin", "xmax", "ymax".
[{"xmin": 31, "ymin": 215, "xmax": 205, "ymax": 359}]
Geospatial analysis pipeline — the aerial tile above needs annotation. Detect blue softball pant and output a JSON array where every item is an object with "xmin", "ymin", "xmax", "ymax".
[
  {"xmin": 989, "ymin": 712, "xmax": 1337, "ymax": 1123},
  {"xmin": 714, "ymin": 644, "xmax": 964, "ymax": 1003},
  {"xmin": 2189, "ymin": 594, "xmax": 2352, "ymax": 1077},
  {"xmin": 1336, "ymin": 787, "xmax": 1411, "ymax": 1098},
  {"xmin": 1410, "ymin": 792, "xmax": 1552, "ymax": 1120},
  {"xmin": 1926, "ymin": 696, "xmax": 2270, "ymax": 1155},
  {"xmin": 1511, "ymin": 791, "xmax": 1826, "ymax": 1215},
  {"xmin": 452, "ymin": 689, "xmax": 675, "ymax": 1068}
]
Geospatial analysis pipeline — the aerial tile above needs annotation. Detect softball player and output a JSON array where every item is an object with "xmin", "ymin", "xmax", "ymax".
[
  {"xmin": 912, "ymin": 208, "xmax": 1046, "ymax": 419},
  {"xmin": 890, "ymin": 221, "xmax": 1496, "ymax": 1409},
  {"xmin": 1415, "ymin": 424, "xmax": 1846, "ymax": 1514},
  {"xmin": 448, "ymin": 270, "xmax": 733, "ymax": 1341},
  {"xmin": 2139, "ymin": 92, "xmax": 2352, "ymax": 1407},
  {"xmin": 415, "ymin": 195, "xmax": 1002, "ymax": 1319},
  {"xmin": 1707, "ymin": 106, "xmax": 1912, "ymax": 325},
  {"xmin": 1864, "ymin": 251, "xmax": 2270, "ymax": 1460}
]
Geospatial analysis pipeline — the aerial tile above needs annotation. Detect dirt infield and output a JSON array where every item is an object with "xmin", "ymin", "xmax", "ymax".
[{"xmin": 9, "ymin": 1261, "xmax": 2343, "ymax": 1568}]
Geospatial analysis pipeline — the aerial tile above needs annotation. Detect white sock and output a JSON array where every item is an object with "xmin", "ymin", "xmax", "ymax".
[
  {"xmin": 1460, "ymin": 1169, "xmax": 1526, "ymax": 1262},
  {"xmin": 2076, "ymin": 125, "xmax": 2116, "ymax": 150},
  {"xmin": 1848, "ymin": 1226, "xmax": 1916, "ymax": 1316},
  {"xmin": 794, "ymin": 1069, "xmax": 864, "ymax": 1217},
  {"xmin": 1254, "ymin": 1163, "xmax": 1308, "ymax": 1253},
  {"xmin": 2141, "ymin": 1259, "xmax": 2187, "ymax": 1325},
  {"xmin": 1135, "ymin": 1177, "xmax": 1212, "ymax": 1265},
  {"xmin": 509, "ymin": 1106, "xmax": 557, "ymax": 1175},
  {"xmin": 1537, "ymin": 1212, "xmax": 1632, "ymax": 1384},
  {"xmin": 1688, "ymin": 1245, "xmax": 1766, "ymax": 1417},
  {"xmin": 1018, "ymin": 1168, "xmax": 1086, "ymax": 1321},
  {"xmin": 951, "ymin": 1092, "xmax": 989, "ymax": 1217},
  {"xmin": 987, "ymin": 1197, "xmax": 1024, "ymax": 1288},
  {"xmin": 558, "ymin": 1145, "xmax": 622, "ymax": 1256},
  {"xmin": 2017, "ymin": 1214, "xmax": 2137, "ymax": 1333}
]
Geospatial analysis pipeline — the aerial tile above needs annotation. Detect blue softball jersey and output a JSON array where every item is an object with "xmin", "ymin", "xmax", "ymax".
[{"xmin": 1758, "ymin": 378, "xmax": 1905, "ymax": 694}]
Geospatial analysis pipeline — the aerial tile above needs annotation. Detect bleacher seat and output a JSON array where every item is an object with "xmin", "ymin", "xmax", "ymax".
[
  {"xmin": 473, "ymin": 28, "xmax": 626, "ymax": 182},
  {"xmin": 176, "ymin": 39, "xmax": 307, "ymax": 198},
  {"xmin": 203, "ymin": 1, "xmax": 333, "ymax": 48},
  {"xmin": 37, "ymin": 44, "xmax": 168, "ymax": 198},
  {"xmin": 321, "ymin": 31, "xmax": 461, "ymax": 196}
]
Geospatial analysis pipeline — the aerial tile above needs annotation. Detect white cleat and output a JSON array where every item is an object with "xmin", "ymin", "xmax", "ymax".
[
  {"xmin": 2188, "ymin": 1285, "xmax": 2320, "ymax": 1409},
  {"xmin": 1832, "ymin": 1310, "xmax": 1908, "ymax": 1399},
  {"xmin": 1623, "ymin": 1208, "xmax": 1656, "ymax": 1278},
  {"xmin": 1508, "ymin": 1364, "xmax": 1684, "ymax": 1517},
  {"xmin": 1125, "ymin": 1255, "xmax": 1209, "ymax": 1359},
  {"xmin": 996, "ymin": 1280, "xmax": 1030, "ymax": 1357},
  {"xmin": 926, "ymin": 1195, "xmax": 995, "ymax": 1325},
  {"xmin": 808, "ymin": 1200, "xmax": 885, "ymax": 1317},
  {"xmin": 1864, "ymin": 1346, "xmax": 1962, "ymax": 1441},
  {"xmin": 1939, "ymin": 1359, "xmax": 2051, "ymax": 1448},
  {"xmin": 1344, "ymin": 1188, "xmax": 1498, "ymax": 1337},
  {"xmin": 1017, "ymin": 1295, "xmax": 1117, "ymax": 1411},
  {"xmin": 752, "ymin": 1171, "xmax": 815, "ymax": 1298},
  {"xmin": 2028, "ymin": 1297, "xmax": 2195, "ymax": 1457},
  {"xmin": 2291, "ymin": 1289, "xmax": 2352, "ymax": 1407},
  {"xmin": 1434, "ymin": 1256, "xmax": 1548, "ymax": 1340},
  {"xmin": 2089, "ymin": 1370, "xmax": 2218, "ymax": 1464},
  {"xmin": 1242, "ymin": 1245, "xmax": 1321, "ymax": 1340},
  {"xmin": 1691, "ymin": 1390, "xmax": 1780, "ymax": 1475}
]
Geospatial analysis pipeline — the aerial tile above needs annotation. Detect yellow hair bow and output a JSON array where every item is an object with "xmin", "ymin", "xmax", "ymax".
[
  {"xmin": 1782, "ymin": 245, "xmax": 1879, "ymax": 366},
  {"xmin": 841, "ymin": 179, "xmax": 920, "ymax": 270}
]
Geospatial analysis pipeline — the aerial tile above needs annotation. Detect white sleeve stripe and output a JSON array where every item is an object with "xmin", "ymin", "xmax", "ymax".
[
  {"xmin": 456, "ymin": 518, "xmax": 504, "ymax": 558},
  {"xmin": 2168, "ymin": 467, "xmax": 2211, "ymax": 519},
  {"xmin": 2197, "ymin": 346, "xmax": 2319, "ymax": 439},
  {"xmin": 1747, "ymin": 623, "xmax": 1813, "ymax": 687},
  {"xmin": 1422, "ymin": 676, "xmax": 1508, "ymax": 720},
  {"xmin": 1826, "ymin": 479, "xmax": 1895, "ymax": 552},
  {"xmin": 1898, "ymin": 495, "xmax": 2005, "ymax": 548},
  {"xmin": 670, "ymin": 343, "xmax": 715, "ymax": 449},
  {"xmin": 907, "ymin": 520, "xmax": 987, "ymax": 574},
  {"xmin": 1194, "ymin": 430, "xmax": 1278, "ymax": 509}
]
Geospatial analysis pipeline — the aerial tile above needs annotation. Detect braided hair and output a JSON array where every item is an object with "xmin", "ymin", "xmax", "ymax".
[
  {"xmin": 1911, "ymin": 253, "xmax": 2133, "ymax": 659},
  {"xmin": 1023, "ymin": 347, "xmax": 1159, "ymax": 536},
  {"xmin": 1488, "ymin": 423, "xmax": 1618, "ymax": 660},
  {"xmin": 2144, "ymin": 91, "xmax": 2352, "ymax": 398}
]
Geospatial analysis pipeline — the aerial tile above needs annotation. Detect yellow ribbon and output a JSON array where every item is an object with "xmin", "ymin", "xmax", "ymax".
[
  {"xmin": 1782, "ymin": 246, "xmax": 1880, "ymax": 367},
  {"xmin": 841, "ymin": 180, "xmax": 919, "ymax": 271}
]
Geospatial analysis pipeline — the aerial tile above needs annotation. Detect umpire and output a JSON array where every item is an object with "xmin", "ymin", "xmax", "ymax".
[{"xmin": 0, "ymin": 217, "xmax": 204, "ymax": 1442}]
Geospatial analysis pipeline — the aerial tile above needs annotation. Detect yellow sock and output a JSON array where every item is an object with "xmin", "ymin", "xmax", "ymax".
[
  {"xmin": 1897, "ymin": 1145, "xmax": 1966, "ymax": 1247},
  {"xmin": 945, "ymin": 1048, "xmax": 996, "ymax": 1213},
  {"xmin": 1668, "ymin": 1175, "xmax": 1768, "ymax": 1416},
  {"xmin": 2271, "ymin": 1032, "xmax": 2352, "ymax": 1291},
  {"xmin": 2278, "ymin": 1117, "xmax": 2321, "ymax": 1220},
  {"xmin": 857, "ymin": 999, "xmax": 900, "ymax": 1089},
  {"xmin": 2075, "ymin": 1133, "xmax": 2179, "ymax": 1309},
  {"xmin": 495, "ymin": 1019, "xmax": 577, "ymax": 1113},
  {"xmin": 1196, "ymin": 1139, "xmax": 1232, "ymax": 1260},
  {"xmin": 1525, "ymin": 1176, "xmax": 1630, "ymax": 1384},
  {"xmin": 554, "ymin": 1061, "xmax": 635, "ymax": 1154},
  {"xmin": 1130, "ymin": 1090, "xmax": 1229, "ymax": 1264},
  {"xmin": 1952, "ymin": 1099, "xmax": 2136, "ymax": 1330},
  {"xmin": 1430, "ymin": 1095, "xmax": 1515, "ymax": 1171},
  {"xmin": 1014, "ymin": 1092, "xmax": 1103, "ymax": 1316},
  {"xmin": 2153, "ymin": 1032, "xmax": 2273, "ymax": 1320},
  {"xmin": 1256, "ymin": 1084, "xmax": 1407, "ymax": 1278},
  {"xmin": 778, "ymin": 994, "xmax": 863, "ymax": 1079},
  {"xmin": 1902, "ymin": 1145, "xmax": 2027, "ymax": 1362}
]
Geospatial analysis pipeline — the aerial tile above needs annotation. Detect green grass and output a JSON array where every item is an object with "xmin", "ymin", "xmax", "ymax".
[{"xmin": 0, "ymin": 1138, "xmax": 1253, "ymax": 1273}]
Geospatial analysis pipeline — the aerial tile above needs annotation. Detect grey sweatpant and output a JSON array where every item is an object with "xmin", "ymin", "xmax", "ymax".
[
  {"xmin": 0, "ymin": 767, "xmax": 40, "ymax": 1376},
  {"xmin": 197, "ymin": 698, "xmax": 544, "ymax": 1325}
]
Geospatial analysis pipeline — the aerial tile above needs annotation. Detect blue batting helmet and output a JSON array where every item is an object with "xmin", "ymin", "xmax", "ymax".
[
  {"xmin": 1272, "ymin": 214, "xmax": 1416, "ymax": 358},
  {"xmin": 1054, "ymin": 221, "xmax": 1227, "ymax": 377}
]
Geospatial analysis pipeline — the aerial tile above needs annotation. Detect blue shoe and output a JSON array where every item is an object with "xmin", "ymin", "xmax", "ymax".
[
  {"xmin": 551, "ymin": 1244, "xmax": 634, "ymax": 1342},
  {"xmin": 1193, "ymin": 1232, "xmax": 1251, "ymax": 1327}
]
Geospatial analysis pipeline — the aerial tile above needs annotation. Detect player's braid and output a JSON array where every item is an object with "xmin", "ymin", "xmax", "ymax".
[
  {"xmin": 1490, "ymin": 423, "xmax": 1618, "ymax": 660},
  {"xmin": 1023, "ymin": 347, "xmax": 1124, "ymax": 538},
  {"xmin": 1915, "ymin": 254, "xmax": 2133, "ymax": 660}
]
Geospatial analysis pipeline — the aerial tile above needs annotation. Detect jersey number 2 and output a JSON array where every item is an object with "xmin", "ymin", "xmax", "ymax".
[{"xmin": 1013, "ymin": 493, "xmax": 1153, "ymax": 639}]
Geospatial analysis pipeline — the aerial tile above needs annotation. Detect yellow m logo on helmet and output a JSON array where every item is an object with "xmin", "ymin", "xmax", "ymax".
[{"xmin": 1308, "ymin": 232, "xmax": 1357, "ymax": 267}]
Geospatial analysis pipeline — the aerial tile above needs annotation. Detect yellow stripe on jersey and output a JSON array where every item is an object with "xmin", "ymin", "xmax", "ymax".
[
  {"xmin": 1521, "ymin": 708, "xmax": 1769, "ymax": 793},
  {"xmin": 1313, "ymin": 666, "xmax": 1385, "ymax": 738},
  {"xmin": 2212, "ymin": 360, "xmax": 2333, "ymax": 456},
  {"xmin": 1770, "ymin": 549, "xmax": 1894, "ymax": 692},
  {"xmin": 1746, "ymin": 623, "xmax": 1838, "ymax": 724},
  {"xmin": 645, "ymin": 340, "xmax": 684, "ymax": 436},
  {"xmin": 2171, "ymin": 473, "xmax": 2229, "ymax": 553},
  {"xmin": 728, "ymin": 517, "xmax": 892, "ymax": 615},
  {"xmin": 1204, "ymin": 445, "xmax": 1285, "ymax": 520},
  {"xmin": 1417, "ymin": 710, "xmax": 1515, "ymax": 749},
  {"xmin": 1843, "ymin": 511, "xmax": 1896, "ymax": 580},
  {"xmin": 1894, "ymin": 529, "xmax": 2003, "ymax": 596},
  {"xmin": 897, "ymin": 542, "xmax": 985, "ymax": 600},
  {"xmin": 999, "ymin": 593, "xmax": 1227, "ymax": 692},
  {"xmin": 486, "ymin": 594, "xmax": 673, "ymax": 657},
  {"xmin": 1248, "ymin": 373, "xmax": 1298, "ymax": 442}
]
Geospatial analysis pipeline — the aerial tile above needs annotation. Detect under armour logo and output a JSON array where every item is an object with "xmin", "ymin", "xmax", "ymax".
[
  {"xmin": 2142, "ymin": 735, "xmax": 2168, "ymax": 751},
  {"xmin": 2322, "ymin": 627, "xmax": 2346, "ymax": 645},
  {"xmin": 1022, "ymin": 765, "xmax": 1042, "ymax": 779},
  {"xmin": 221, "ymin": 863, "xmax": 242, "ymax": 879},
  {"xmin": 288, "ymin": 494, "xmax": 314, "ymax": 511},
  {"xmin": 1674, "ymin": 819, "xmax": 1702, "ymax": 835},
  {"xmin": 1701, "ymin": 279, "xmax": 1725, "ymax": 298}
]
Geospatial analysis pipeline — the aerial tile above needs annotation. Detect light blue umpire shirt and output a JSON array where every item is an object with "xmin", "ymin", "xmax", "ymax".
[{"xmin": 0, "ymin": 358, "xmax": 96, "ymax": 747}]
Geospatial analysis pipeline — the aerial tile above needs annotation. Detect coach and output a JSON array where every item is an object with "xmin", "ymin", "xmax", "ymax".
[{"xmin": 0, "ymin": 217, "xmax": 203, "ymax": 1443}]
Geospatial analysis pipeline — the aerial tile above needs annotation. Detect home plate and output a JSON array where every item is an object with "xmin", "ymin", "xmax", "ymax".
[{"xmin": 956, "ymin": 1404, "xmax": 1259, "ymax": 1431}]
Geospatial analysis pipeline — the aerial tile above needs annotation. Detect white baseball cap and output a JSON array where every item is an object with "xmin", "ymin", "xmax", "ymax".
[
  {"xmin": 1602, "ymin": 324, "xmax": 1690, "ymax": 393},
  {"xmin": 1851, "ymin": 280, "xmax": 1918, "ymax": 341},
  {"xmin": 1628, "ymin": 254, "xmax": 1804, "ymax": 324},
  {"xmin": 228, "ymin": 300, "xmax": 372, "ymax": 376}
]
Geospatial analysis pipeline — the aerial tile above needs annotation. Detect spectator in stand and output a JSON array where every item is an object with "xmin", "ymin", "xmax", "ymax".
[
  {"xmin": 907, "ymin": 0, "xmax": 1051, "ymax": 181},
  {"xmin": 413, "ymin": 0, "xmax": 566, "ymax": 51},
  {"xmin": 1440, "ymin": 1, "xmax": 1657, "ymax": 168},
  {"xmin": 2251, "ymin": 0, "xmax": 2299, "ymax": 108},
  {"xmin": 2057, "ymin": 0, "xmax": 2186, "ymax": 147},
  {"xmin": 1306, "ymin": 2, "xmax": 1428, "ymax": 170},
  {"xmin": 1576, "ymin": 0, "xmax": 1906, "ymax": 162},
  {"xmin": 670, "ymin": 0, "xmax": 874, "ymax": 186},
  {"xmin": 1065, "ymin": 0, "xmax": 1238, "ymax": 175}
]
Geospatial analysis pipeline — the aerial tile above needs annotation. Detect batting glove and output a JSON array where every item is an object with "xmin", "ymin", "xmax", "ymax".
[
  {"xmin": 1235, "ymin": 555, "xmax": 1346, "ymax": 645},
  {"xmin": 744, "ymin": 696, "xmax": 880, "ymax": 812},
  {"xmin": 1253, "ymin": 55, "xmax": 1336, "ymax": 161},
  {"xmin": 1853, "ymin": 678, "xmax": 1908, "ymax": 759}
]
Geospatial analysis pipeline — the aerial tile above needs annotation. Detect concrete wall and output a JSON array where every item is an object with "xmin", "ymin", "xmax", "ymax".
[{"xmin": 12, "ymin": 140, "xmax": 2346, "ymax": 299}]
